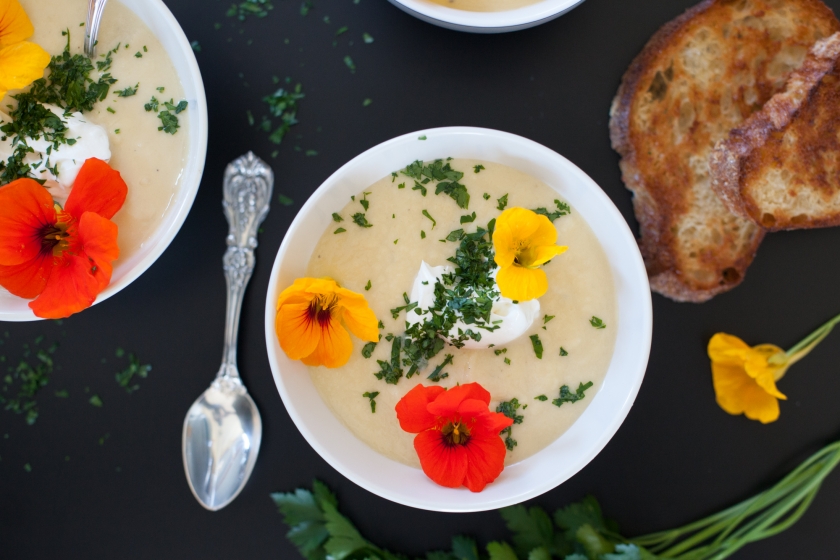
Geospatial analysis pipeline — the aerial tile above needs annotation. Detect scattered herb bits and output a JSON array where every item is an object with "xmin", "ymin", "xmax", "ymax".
[
  {"xmin": 362, "ymin": 32, "xmax": 374, "ymax": 44},
  {"xmin": 343, "ymin": 56, "xmax": 356, "ymax": 73},
  {"xmin": 552, "ymin": 382, "xmax": 593, "ymax": 407},
  {"xmin": 115, "ymin": 84, "xmax": 139, "ymax": 97},
  {"xmin": 496, "ymin": 398, "xmax": 523, "ymax": 451},
  {"xmin": 559, "ymin": 347, "xmax": 568, "ymax": 356},
  {"xmin": 496, "ymin": 194, "xmax": 509, "ymax": 211},
  {"xmin": 474, "ymin": 164, "xmax": 485, "ymax": 173},
  {"xmin": 532, "ymin": 199, "xmax": 571, "ymax": 222},
  {"xmin": 362, "ymin": 391, "xmax": 379, "ymax": 413},
  {"xmin": 333, "ymin": 227, "xmax": 346, "ymax": 234},
  {"xmin": 534, "ymin": 395, "xmax": 548, "ymax": 401},
  {"xmin": 361, "ymin": 342, "xmax": 377, "ymax": 358},
  {"xmin": 365, "ymin": 280, "xmax": 372, "ymax": 291},
  {"xmin": 332, "ymin": 213, "xmax": 344, "ymax": 222},
  {"xmin": 529, "ymin": 334, "xmax": 544, "ymax": 359},
  {"xmin": 351, "ymin": 213, "xmax": 372, "ymax": 228},
  {"xmin": 427, "ymin": 354, "xmax": 453, "ymax": 382},
  {"xmin": 278, "ymin": 194, "xmax": 294, "ymax": 206},
  {"xmin": 589, "ymin": 316, "xmax": 606, "ymax": 329}
]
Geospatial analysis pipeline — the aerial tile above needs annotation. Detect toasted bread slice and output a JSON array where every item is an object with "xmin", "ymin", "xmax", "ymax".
[
  {"xmin": 711, "ymin": 32, "xmax": 840, "ymax": 231},
  {"xmin": 610, "ymin": 0, "xmax": 839, "ymax": 302}
]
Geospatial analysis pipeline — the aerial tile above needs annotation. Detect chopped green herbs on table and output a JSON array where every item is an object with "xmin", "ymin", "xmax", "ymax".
[
  {"xmin": 114, "ymin": 353, "xmax": 152, "ymax": 394},
  {"xmin": 226, "ymin": 0, "xmax": 274, "ymax": 21},
  {"xmin": 260, "ymin": 83, "xmax": 304, "ymax": 145},
  {"xmin": 0, "ymin": 338, "xmax": 58, "ymax": 425}
]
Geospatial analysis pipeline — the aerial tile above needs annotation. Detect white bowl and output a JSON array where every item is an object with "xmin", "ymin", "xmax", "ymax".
[
  {"xmin": 0, "ymin": 0, "xmax": 208, "ymax": 322},
  {"xmin": 388, "ymin": 0, "xmax": 586, "ymax": 33},
  {"xmin": 264, "ymin": 127, "xmax": 651, "ymax": 512}
]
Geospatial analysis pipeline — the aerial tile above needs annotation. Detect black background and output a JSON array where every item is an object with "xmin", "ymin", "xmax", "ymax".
[{"xmin": 2, "ymin": 0, "xmax": 840, "ymax": 558}]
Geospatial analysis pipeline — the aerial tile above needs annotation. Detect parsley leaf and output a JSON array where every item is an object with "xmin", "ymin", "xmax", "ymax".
[
  {"xmin": 332, "ymin": 213, "xmax": 343, "ymax": 222},
  {"xmin": 496, "ymin": 398, "xmax": 523, "ymax": 451},
  {"xmin": 362, "ymin": 391, "xmax": 379, "ymax": 413},
  {"xmin": 262, "ymin": 83, "xmax": 304, "ymax": 145},
  {"xmin": 474, "ymin": 164, "xmax": 485, "ymax": 173},
  {"xmin": 590, "ymin": 316, "xmax": 606, "ymax": 329},
  {"xmin": 532, "ymin": 199, "xmax": 571, "ymax": 222},
  {"xmin": 361, "ymin": 342, "xmax": 376, "ymax": 358},
  {"xmin": 422, "ymin": 209, "xmax": 437, "ymax": 228},
  {"xmin": 114, "ymin": 353, "xmax": 151, "ymax": 393},
  {"xmin": 560, "ymin": 347, "xmax": 568, "ymax": 356},
  {"xmin": 115, "ymin": 83, "xmax": 139, "ymax": 97},
  {"xmin": 351, "ymin": 213, "xmax": 372, "ymax": 228},
  {"xmin": 552, "ymin": 382, "xmax": 593, "ymax": 408},
  {"xmin": 427, "ymin": 354, "xmax": 453, "ymax": 382},
  {"xmin": 460, "ymin": 212, "xmax": 477, "ymax": 224},
  {"xmin": 497, "ymin": 193, "xmax": 509, "ymax": 211},
  {"xmin": 534, "ymin": 395, "xmax": 548, "ymax": 401},
  {"xmin": 529, "ymin": 334, "xmax": 544, "ymax": 359}
]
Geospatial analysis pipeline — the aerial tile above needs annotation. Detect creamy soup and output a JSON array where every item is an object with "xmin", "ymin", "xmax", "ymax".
[
  {"xmin": 20, "ymin": 0, "xmax": 189, "ymax": 262},
  {"xmin": 306, "ymin": 159, "xmax": 617, "ymax": 467},
  {"xmin": 426, "ymin": 0, "xmax": 542, "ymax": 13}
]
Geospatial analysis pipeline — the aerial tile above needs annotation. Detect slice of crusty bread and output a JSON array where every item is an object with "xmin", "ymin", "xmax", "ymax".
[
  {"xmin": 610, "ymin": 0, "xmax": 839, "ymax": 302},
  {"xmin": 711, "ymin": 32, "xmax": 840, "ymax": 231}
]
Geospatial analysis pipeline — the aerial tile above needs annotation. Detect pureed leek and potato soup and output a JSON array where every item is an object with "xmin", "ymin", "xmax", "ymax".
[
  {"xmin": 426, "ymin": 0, "xmax": 543, "ymax": 13},
  {"xmin": 306, "ymin": 159, "xmax": 617, "ymax": 468},
  {"xmin": 16, "ymin": 0, "xmax": 189, "ymax": 262}
]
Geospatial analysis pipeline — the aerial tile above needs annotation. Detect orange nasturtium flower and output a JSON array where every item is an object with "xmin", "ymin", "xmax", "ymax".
[
  {"xmin": 275, "ymin": 277, "xmax": 379, "ymax": 368},
  {"xmin": 0, "ymin": 0, "xmax": 50, "ymax": 100},
  {"xmin": 492, "ymin": 207, "xmax": 567, "ymax": 302},
  {"xmin": 0, "ymin": 158, "xmax": 127, "ymax": 319},
  {"xmin": 708, "ymin": 313, "xmax": 840, "ymax": 424},
  {"xmin": 396, "ymin": 382, "xmax": 514, "ymax": 492}
]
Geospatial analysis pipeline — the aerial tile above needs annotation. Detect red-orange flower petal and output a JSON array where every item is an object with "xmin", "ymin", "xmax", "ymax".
[
  {"xmin": 76, "ymin": 211, "xmax": 119, "ymax": 293},
  {"xmin": 414, "ymin": 429, "xmax": 469, "ymax": 488},
  {"xmin": 462, "ymin": 429, "xmax": 508, "ymax": 492},
  {"xmin": 29, "ymin": 253, "xmax": 99, "ymax": 319},
  {"xmin": 0, "ymin": 252, "xmax": 51, "ymax": 298},
  {"xmin": 0, "ymin": 178, "xmax": 57, "ymax": 265},
  {"xmin": 396, "ymin": 384, "xmax": 447, "ymax": 433},
  {"xmin": 426, "ymin": 382, "xmax": 492, "ymax": 417},
  {"xmin": 64, "ymin": 158, "xmax": 128, "ymax": 220}
]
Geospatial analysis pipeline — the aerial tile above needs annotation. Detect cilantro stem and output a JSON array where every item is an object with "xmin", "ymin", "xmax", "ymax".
[{"xmin": 784, "ymin": 311, "xmax": 840, "ymax": 361}]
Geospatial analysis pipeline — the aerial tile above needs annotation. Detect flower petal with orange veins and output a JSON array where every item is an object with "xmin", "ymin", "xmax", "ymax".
[
  {"xmin": 276, "ymin": 301, "xmax": 322, "ymax": 361},
  {"xmin": 427, "ymin": 383, "xmax": 492, "ymax": 417},
  {"xmin": 0, "ymin": 178, "xmax": 56, "ymax": 265},
  {"xmin": 0, "ymin": 251, "xmax": 51, "ymax": 298},
  {"xmin": 0, "ymin": 41, "xmax": 49, "ymax": 99},
  {"xmin": 29, "ymin": 254, "xmax": 100, "ymax": 319},
  {"xmin": 339, "ymin": 293, "xmax": 379, "ymax": 342},
  {"xmin": 396, "ymin": 384, "xmax": 446, "ymax": 433},
  {"xmin": 414, "ymin": 430, "xmax": 469, "ymax": 489},
  {"xmin": 0, "ymin": 0, "xmax": 35, "ymax": 47},
  {"xmin": 64, "ymin": 159, "xmax": 128, "ymax": 220},
  {"xmin": 712, "ymin": 362, "xmax": 781, "ymax": 424},
  {"xmin": 77, "ymin": 212, "xmax": 119, "ymax": 293},
  {"xmin": 462, "ymin": 429, "xmax": 508, "ymax": 492},
  {"xmin": 496, "ymin": 264, "xmax": 548, "ymax": 302},
  {"xmin": 300, "ymin": 319, "xmax": 353, "ymax": 368}
]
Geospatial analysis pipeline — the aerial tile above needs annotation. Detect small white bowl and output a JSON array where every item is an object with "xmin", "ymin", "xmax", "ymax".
[
  {"xmin": 388, "ymin": 0, "xmax": 586, "ymax": 33},
  {"xmin": 0, "ymin": 0, "xmax": 208, "ymax": 322},
  {"xmin": 264, "ymin": 127, "xmax": 651, "ymax": 512}
]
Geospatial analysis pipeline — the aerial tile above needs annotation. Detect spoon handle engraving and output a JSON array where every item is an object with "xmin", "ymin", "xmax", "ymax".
[
  {"xmin": 84, "ymin": 0, "xmax": 109, "ymax": 59},
  {"xmin": 219, "ymin": 152, "xmax": 273, "ymax": 380}
]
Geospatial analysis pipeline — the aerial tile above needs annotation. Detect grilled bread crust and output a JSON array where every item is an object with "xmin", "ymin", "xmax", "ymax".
[
  {"xmin": 610, "ymin": 0, "xmax": 839, "ymax": 302},
  {"xmin": 711, "ymin": 32, "xmax": 840, "ymax": 231}
]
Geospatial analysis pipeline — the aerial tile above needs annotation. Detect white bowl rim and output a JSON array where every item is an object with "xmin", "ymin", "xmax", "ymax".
[
  {"xmin": 0, "ymin": 0, "xmax": 208, "ymax": 322},
  {"xmin": 389, "ymin": 0, "xmax": 585, "ymax": 31},
  {"xmin": 264, "ymin": 126, "xmax": 652, "ymax": 512}
]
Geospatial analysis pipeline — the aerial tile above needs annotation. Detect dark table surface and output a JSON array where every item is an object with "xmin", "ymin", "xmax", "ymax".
[{"xmin": 3, "ymin": 0, "xmax": 840, "ymax": 558}]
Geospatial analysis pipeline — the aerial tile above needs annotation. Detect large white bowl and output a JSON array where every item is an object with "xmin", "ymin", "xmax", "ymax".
[
  {"xmin": 0, "ymin": 0, "xmax": 208, "ymax": 322},
  {"xmin": 388, "ymin": 0, "xmax": 586, "ymax": 33},
  {"xmin": 264, "ymin": 127, "xmax": 651, "ymax": 512}
]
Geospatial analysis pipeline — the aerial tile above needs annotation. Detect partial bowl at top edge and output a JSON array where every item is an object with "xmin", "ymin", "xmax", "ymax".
[
  {"xmin": 263, "ymin": 126, "xmax": 652, "ymax": 512},
  {"xmin": 0, "ymin": 0, "xmax": 208, "ymax": 322},
  {"xmin": 387, "ymin": 0, "xmax": 586, "ymax": 33}
]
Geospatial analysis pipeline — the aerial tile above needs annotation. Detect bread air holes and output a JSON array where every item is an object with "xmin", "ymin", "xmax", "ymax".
[
  {"xmin": 790, "ymin": 214, "xmax": 809, "ymax": 225},
  {"xmin": 722, "ymin": 267, "xmax": 741, "ymax": 284},
  {"xmin": 761, "ymin": 213, "xmax": 777, "ymax": 227}
]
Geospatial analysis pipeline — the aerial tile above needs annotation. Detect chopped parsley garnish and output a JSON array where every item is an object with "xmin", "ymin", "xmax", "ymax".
[
  {"xmin": 89, "ymin": 395, "xmax": 103, "ymax": 407},
  {"xmin": 496, "ymin": 398, "xmax": 523, "ymax": 451},
  {"xmin": 363, "ymin": 32, "xmax": 374, "ymax": 44},
  {"xmin": 560, "ymin": 347, "xmax": 569, "ymax": 356},
  {"xmin": 278, "ymin": 194, "xmax": 294, "ymax": 206},
  {"xmin": 426, "ymin": 354, "xmax": 453, "ymax": 382},
  {"xmin": 412, "ymin": 181, "xmax": 427, "ymax": 196},
  {"xmin": 544, "ymin": 314, "xmax": 555, "ymax": 324},
  {"xmin": 552, "ymin": 382, "xmax": 593, "ymax": 407},
  {"xmin": 460, "ymin": 212, "xmax": 476, "ymax": 224},
  {"xmin": 361, "ymin": 342, "xmax": 377, "ymax": 358},
  {"xmin": 590, "ymin": 316, "xmax": 606, "ymax": 329},
  {"xmin": 532, "ymin": 199, "xmax": 571, "ymax": 222},
  {"xmin": 106, "ymin": 106, "xmax": 115, "ymax": 114},
  {"xmin": 156, "ymin": 99, "xmax": 188, "ymax": 134},
  {"xmin": 474, "ymin": 164, "xmax": 485, "ymax": 173},
  {"xmin": 300, "ymin": 0, "xmax": 313, "ymax": 15},
  {"xmin": 365, "ymin": 280, "xmax": 371, "ymax": 291},
  {"xmin": 529, "ymin": 334, "xmax": 543, "ymax": 359},
  {"xmin": 0, "ymin": 338, "xmax": 59, "ymax": 425},
  {"xmin": 115, "ymin": 83, "xmax": 139, "ymax": 97},
  {"xmin": 445, "ymin": 229, "xmax": 465, "ymax": 242},
  {"xmin": 333, "ymin": 227, "xmax": 346, "ymax": 234},
  {"xmin": 483, "ymin": 193, "xmax": 491, "ymax": 200},
  {"xmin": 351, "ymin": 213, "xmax": 372, "ymax": 228},
  {"xmin": 343, "ymin": 56, "xmax": 356, "ymax": 73},
  {"xmin": 422, "ymin": 209, "xmax": 436, "ymax": 228},
  {"xmin": 401, "ymin": 159, "xmax": 469, "ymax": 208},
  {"xmin": 418, "ymin": 135, "xmax": 427, "ymax": 140},
  {"xmin": 135, "ymin": 51, "xmax": 143, "ymax": 58},
  {"xmin": 261, "ymin": 83, "xmax": 304, "ymax": 144},
  {"xmin": 393, "ymin": 239, "xmax": 398, "ymax": 245},
  {"xmin": 362, "ymin": 98, "xmax": 372, "ymax": 107},
  {"xmin": 144, "ymin": 96, "xmax": 159, "ymax": 112},
  {"xmin": 359, "ymin": 192, "xmax": 370, "ymax": 211},
  {"xmin": 362, "ymin": 391, "xmax": 379, "ymax": 413},
  {"xmin": 534, "ymin": 395, "xmax": 548, "ymax": 401},
  {"xmin": 332, "ymin": 213, "xmax": 344, "ymax": 222},
  {"xmin": 374, "ymin": 336, "xmax": 403, "ymax": 385},
  {"xmin": 114, "ymin": 353, "xmax": 152, "ymax": 394},
  {"xmin": 397, "ymin": 182, "xmax": 405, "ymax": 189},
  {"xmin": 497, "ymin": 194, "xmax": 509, "ymax": 211},
  {"xmin": 226, "ymin": 1, "xmax": 275, "ymax": 20},
  {"xmin": 494, "ymin": 348, "xmax": 507, "ymax": 356},
  {"xmin": 504, "ymin": 357, "xmax": 511, "ymax": 365}
]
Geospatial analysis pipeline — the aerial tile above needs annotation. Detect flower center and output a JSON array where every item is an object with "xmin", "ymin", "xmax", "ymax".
[
  {"xmin": 38, "ymin": 220, "xmax": 71, "ymax": 256},
  {"xmin": 307, "ymin": 294, "xmax": 338, "ymax": 326},
  {"xmin": 441, "ymin": 419, "xmax": 471, "ymax": 446}
]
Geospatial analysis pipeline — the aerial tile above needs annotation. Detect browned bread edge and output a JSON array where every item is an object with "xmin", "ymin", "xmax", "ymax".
[{"xmin": 710, "ymin": 32, "xmax": 840, "ymax": 231}]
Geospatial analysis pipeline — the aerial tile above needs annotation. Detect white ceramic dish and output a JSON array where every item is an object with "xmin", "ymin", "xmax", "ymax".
[
  {"xmin": 0, "ymin": 0, "xmax": 208, "ymax": 322},
  {"xmin": 264, "ymin": 127, "xmax": 651, "ymax": 512},
  {"xmin": 388, "ymin": 0, "xmax": 586, "ymax": 33}
]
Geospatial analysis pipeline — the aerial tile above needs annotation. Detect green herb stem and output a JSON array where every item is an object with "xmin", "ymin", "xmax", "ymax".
[{"xmin": 784, "ymin": 311, "xmax": 840, "ymax": 363}]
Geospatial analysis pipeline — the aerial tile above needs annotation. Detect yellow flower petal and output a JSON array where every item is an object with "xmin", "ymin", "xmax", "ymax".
[
  {"xmin": 492, "ymin": 219, "xmax": 516, "ymax": 268},
  {"xmin": 496, "ymin": 264, "xmax": 548, "ymax": 301},
  {"xmin": 0, "ymin": 41, "xmax": 49, "ymax": 99},
  {"xmin": 712, "ymin": 361, "xmax": 780, "ymax": 423},
  {"xmin": 519, "ymin": 244, "xmax": 568, "ymax": 268},
  {"xmin": 0, "ymin": 0, "xmax": 35, "ymax": 48},
  {"xmin": 337, "ymin": 289, "xmax": 379, "ymax": 343},
  {"xmin": 707, "ymin": 333, "xmax": 751, "ymax": 365}
]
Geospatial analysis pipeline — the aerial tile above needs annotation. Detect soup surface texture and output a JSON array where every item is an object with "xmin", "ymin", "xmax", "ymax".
[
  {"xmin": 21, "ymin": 0, "xmax": 189, "ymax": 263},
  {"xmin": 426, "ymin": 0, "xmax": 542, "ymax": 13},
  {"xmin": 306, "ymin": 159, "xmax": 617, "ymax": 467}
]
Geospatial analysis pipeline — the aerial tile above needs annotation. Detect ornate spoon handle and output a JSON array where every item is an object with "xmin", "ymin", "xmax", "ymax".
[
  {"xmin": 84, "ymin": 0, "xmax": 109, "ymax": 59},
  {"xmin": 218, "ymin": 152, "xmax": 274, "ymax": 381}
]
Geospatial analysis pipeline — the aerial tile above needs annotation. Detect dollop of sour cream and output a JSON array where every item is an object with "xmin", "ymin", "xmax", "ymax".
[
  {"xmin": 407, "ymin": 261, "xmax": 540, "ymax": 349},
  {"xmin": 0, "ymin": 104, "xmax": 111, "ymax": 204}
]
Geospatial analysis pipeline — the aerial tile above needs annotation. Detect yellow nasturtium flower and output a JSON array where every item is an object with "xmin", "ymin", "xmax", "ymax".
[
  {"xmin": 492, "ymin": 207, "xmax": 567, "ymax": 301},
  {"xmin": 0, "ymin": 0, "xmax": 50, "ymax": 101},
  {"xmin": 708, "ymin": 313, "xmax": 840, "ymax": 424},
  {"xmin": 275, "ymin": 277, "xmax": 379, "ymax": 368}
]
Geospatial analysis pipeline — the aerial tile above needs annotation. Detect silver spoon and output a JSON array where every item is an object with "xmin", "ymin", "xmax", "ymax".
[
  {"xmin": 182, "ymin": 152, "xmax": 273, "ymax": 511},
  {"xmin": 84, "ymin": 0, "xmax": 109, "ymax": 59}
]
